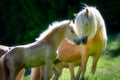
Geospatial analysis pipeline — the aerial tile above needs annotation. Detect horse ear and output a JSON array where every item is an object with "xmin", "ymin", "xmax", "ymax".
[
  {"xmin": 85, "ymin": 8, "xmax": 89, "ymax": 17},
  {"xmin": 68, "ymin": 20, "xmax": 74, "ymax": 33},
  {"xmin": 73, "ymin": 13, "xmax": 78, "ymax": 17},
  {"xmin": 68, "ymin": 20, "xmax": 71, "ymax": 25}
]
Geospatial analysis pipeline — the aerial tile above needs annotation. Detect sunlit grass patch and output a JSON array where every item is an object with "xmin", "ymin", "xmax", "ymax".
[{"xmin": 23, "ymin": 56, "xmax": 120, "ymax": 80}]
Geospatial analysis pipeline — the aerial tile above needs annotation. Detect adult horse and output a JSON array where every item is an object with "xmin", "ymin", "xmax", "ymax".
[
  {"xmin": 1, "ymin": 20, "xmax": 77, "ymax": 80},
  {"xmin": 0, "ymin": 45, "xmax": 25, "ymax": 80},
  {"xmin": 73, "ymin": 5, "xmax": 107, "ymax": 79},
  {"xmin": 30, "ymin": 21, "xmax": 77, "ymax": 80},
  {"xmin": 57, "ymin": 5, "xmax": 107, "ymax": 80}
]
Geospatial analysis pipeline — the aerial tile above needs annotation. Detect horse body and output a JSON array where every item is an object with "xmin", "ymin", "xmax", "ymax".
[{"xmin": 2, "ymin": 20, "xmax": 76, "ymax": 80}]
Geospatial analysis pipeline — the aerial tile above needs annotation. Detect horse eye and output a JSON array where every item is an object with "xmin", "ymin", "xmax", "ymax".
[{"xmin": 70, "ymin": 30, "xmax": 74, "ymax": 33}]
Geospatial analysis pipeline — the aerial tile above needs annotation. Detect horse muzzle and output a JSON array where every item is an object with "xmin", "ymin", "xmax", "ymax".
[{"xmin": 74, "ymin": 36, "xmax": 88, "ymax": 45}]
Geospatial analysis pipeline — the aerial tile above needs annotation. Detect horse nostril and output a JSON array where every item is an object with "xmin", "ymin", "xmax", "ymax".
[
  {"xmin": 82, "ymin": 36, "xmax": 88, "ymax": 44},
  {"xmin": 74, "ymin": 38, "xmax": 82, "ymax": 45},
  {"xmin": 73, "ymin": 36, "xmax": 88, "ymax": 45}
]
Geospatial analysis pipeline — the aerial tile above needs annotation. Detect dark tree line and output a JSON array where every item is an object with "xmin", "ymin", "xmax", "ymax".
[{"xmin": 0, "ymin": 0, "xmax": 120, "ymax": 45}]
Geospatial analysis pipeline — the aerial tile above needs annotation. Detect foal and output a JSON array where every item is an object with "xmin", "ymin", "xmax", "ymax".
[{"xmin": 1, "ymin": 20, "xmax": 77, "ymax": 80}]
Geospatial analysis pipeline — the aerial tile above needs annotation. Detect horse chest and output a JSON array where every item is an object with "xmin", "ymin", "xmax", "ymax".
[{"xmin": 87, "ymin": 41, "xmax": 104, "ymax": 56}]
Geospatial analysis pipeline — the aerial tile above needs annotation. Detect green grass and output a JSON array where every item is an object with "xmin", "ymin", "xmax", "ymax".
[
  {"xmin": 23, "ymin": 56, "xmax": 120, "ymax": 80},
  {"xmin": 23, "ymin": 33, "xmax": 120, "ymax": 80}
]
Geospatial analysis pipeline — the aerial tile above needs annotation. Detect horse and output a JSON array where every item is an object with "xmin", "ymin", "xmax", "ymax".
[
  {"xmin": 73, "ymin": 5, "xmax": 107, "ymax": 79},
  {"xmin": 30, "ymin": 21, "xmax": 77, "ymax": 80},
  {"xmin": 1, "ymin": 20, "xmax": 77, "ymax": 80},
  {"xmin": 54, "ymin": 5, "xmax": 107, "ymax": 80},
  {"xmin": 0, "ymin": 45, "xmax": 25, "ymax": 80}
]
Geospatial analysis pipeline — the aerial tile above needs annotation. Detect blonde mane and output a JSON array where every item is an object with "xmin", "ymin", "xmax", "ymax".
[
  {"xmin": 36, "ymin": 20, "xmax": 70, "ymax": 41},
  {"xmin": 74, "ymin": 5, "xmax": 107, "ymax": 40}
]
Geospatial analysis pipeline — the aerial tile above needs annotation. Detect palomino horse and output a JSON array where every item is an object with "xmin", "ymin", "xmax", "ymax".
[
  {"xmin": 1, "ymin": 20, "xmax": 77, "ymax": 80},
  {"xmin": 0, "ymin": 45, "xmax": 25, "ymax": 80},
  {"xmin": 73, "ymin": 5, "xmax": 107, "ymax": 79}
]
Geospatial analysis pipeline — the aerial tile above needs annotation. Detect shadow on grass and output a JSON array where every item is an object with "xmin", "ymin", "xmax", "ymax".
[{"xmin": 106, "ymin": 33, "xmax": 120, "ymax": 57}]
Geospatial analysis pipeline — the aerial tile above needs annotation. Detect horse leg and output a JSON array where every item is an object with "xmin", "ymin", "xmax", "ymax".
[
  {"xmin": 9, "ymin": 67, "xmax": 22, "ymax": 80},
  {"xmin": 76, "ymin": 56, "xmax": 89, "ymax": 80},
  {"xmin": 81, "ymin": 56, "xmax": 89, "ymax": 80},
  {"xmin": 40, "ymin": 66, "xmax": 45, "ymax": 80},
  {"xmin": 31, "ymin": 67, "xmax": 40, "ymax": 80},
  {"xmin": 16, "ymin": 68, "xmax": 25, "ymax": 80},
  {"xmin": 91, "ymin": 53, "xmax": 101, "ymax": 74},
  {"xmin": 53, "ymin": 62, "xmax": 63, "ymax": 80},
  {"xmin": 9, "ymin": 71, "xmax": 16, "ymax": 80},
  {"xmin": 7, "ymin": 62, "xmax": 22, "ymax": 80},
  {"xmin": 75, "ymin": 66, "xmax": 81, "ymax": 80},
  {"xmin": 0, "ymin": 55, "xmax": 11, "ymax": 80},
  {"xmin": 44, "ymin": 60, "xmax": 53, "ymax": 80},
  {"xmin": 0, "ymin": 61, "xmax": 9, "ymax": 80},
  {"xmin": 68, "ymin": 63, "xmax": 75, "ymax": 80}
]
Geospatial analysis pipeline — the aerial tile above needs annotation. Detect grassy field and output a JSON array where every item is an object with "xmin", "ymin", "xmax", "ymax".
[{"xmin": 23, "ymin": 34, "xmax": 120, "ymax": 80}]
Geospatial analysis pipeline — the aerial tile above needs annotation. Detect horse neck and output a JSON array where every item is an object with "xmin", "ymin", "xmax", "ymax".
[
  {"xmin": 44, "ymin": 28, "xmax": 65, "ymax": 49},
  {"xmin": 91, "ymin": 26, "xmax": 107, "ymax": 43}
]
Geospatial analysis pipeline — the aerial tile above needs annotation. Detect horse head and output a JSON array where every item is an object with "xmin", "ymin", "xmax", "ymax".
[{"xmin": 74, "ymin": 6, "xmax": 100, "ymax": 44}]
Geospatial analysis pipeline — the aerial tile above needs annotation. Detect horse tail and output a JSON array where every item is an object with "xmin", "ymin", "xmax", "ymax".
[
  {"xmin": 54, "ymin": 59, "xmax": 61, "ymax": 64},
  {"xmin": 0, "ymin": 58, "xmax": 4, "ymax": 80},
  {"xmin": 16, "ymin": 68, "xmax": 25, "ymax": 80},
  {"xmin": 0, "ymin": 54, "xmax": 9, "ymax": 80}
]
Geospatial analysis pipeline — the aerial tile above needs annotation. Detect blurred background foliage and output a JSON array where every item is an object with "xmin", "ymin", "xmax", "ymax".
[{"xmin": 0, "ymin": 0, "xmax": 120, "ymax": 45}]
